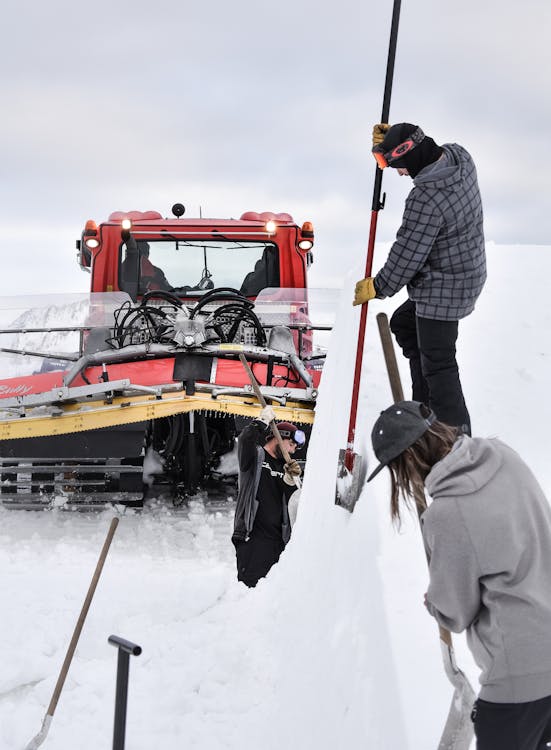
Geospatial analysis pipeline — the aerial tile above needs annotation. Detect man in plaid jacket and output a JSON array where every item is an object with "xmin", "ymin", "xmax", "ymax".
[{"xmin": 354, "ymin": 123, "xmax": 486, "ymax": 434}]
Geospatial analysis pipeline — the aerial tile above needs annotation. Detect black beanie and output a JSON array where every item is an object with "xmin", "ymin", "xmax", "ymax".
[{"xmin": 382, "ymin": 123, "xmax": 443, "ymax": 178}]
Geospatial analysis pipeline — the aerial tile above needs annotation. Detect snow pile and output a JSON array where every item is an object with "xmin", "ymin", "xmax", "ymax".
[{"xmin": 1, "ymin": 244, "xmax": 550, "ymax": 749}]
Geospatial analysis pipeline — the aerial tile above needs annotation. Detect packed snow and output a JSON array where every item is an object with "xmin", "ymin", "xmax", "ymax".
[{"xmin": 1, "ymin": 243, "xmax": 550, "ymax": 749}]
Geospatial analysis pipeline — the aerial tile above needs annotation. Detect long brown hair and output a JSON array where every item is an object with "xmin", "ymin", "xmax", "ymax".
[{"xmin": 387, "ymin": 416, "xmax": 460, "ymax": 525}]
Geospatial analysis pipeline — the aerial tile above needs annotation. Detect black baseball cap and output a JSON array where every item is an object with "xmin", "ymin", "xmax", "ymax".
[{"xmin": 367, "ymin": 401, "xmax": 436, "ymax": 481}]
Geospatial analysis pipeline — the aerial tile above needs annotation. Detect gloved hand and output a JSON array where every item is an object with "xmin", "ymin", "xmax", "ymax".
[
  {"xmin": 283, "ymin": 459, "xmax": 302, "ymax": 486},
  {"xmin": 258, "ymin": 404, "xmax": 276, "ymax": 425},
  {"xmin": 353, "ymin": 277, "xmax": 377, "ymax": 306},
  {"xmin": 372, "ymin": 123, "xmax": 390, "ymax": 148}
]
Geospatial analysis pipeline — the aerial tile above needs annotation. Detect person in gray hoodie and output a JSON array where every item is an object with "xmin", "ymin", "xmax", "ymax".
[
  {"xmin": 368, "ymin": 400, "xmax": 551, "ymax": 750},
  {"xmin": 354, "ymin": 123, "xmax": 487, "ymax": 435}
]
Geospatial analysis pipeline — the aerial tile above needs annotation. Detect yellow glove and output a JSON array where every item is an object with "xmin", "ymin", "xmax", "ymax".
[
  {"xmin": 283, "ymin": 459, "xmax": 302, "ymax": 486},
  {"xmin": 353, "ymin": 277, "xmax": 377, "ymax": 306},
  {"xmin": 372, "ymin": 123, "xmax": 390, "ymax": 148}
]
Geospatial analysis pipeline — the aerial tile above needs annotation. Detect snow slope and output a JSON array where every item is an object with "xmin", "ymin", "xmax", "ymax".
[{"xmin": 1, "ymin": 243, "xmax": 550, "ymax": 749}]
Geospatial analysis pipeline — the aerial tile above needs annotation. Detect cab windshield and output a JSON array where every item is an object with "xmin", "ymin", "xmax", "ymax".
[{"xmin": 119, "ymin": 238, "xmax": 280, "ymax": 297}]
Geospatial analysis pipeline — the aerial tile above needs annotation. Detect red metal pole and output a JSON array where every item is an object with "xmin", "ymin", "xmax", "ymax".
[
  {"xmin": 344, "ymin": 0, "xmax": 401, "ymax": 470},
  {"xmin": 345, "ymin": 211, "xmax": 379, "ymax": 469}
]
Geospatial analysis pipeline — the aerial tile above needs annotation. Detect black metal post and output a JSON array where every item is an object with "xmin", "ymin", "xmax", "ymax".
[
  {"xmin": 372, "ymin": 0, "xmax": 402, "ymax": 212},
  {"xmin": 108, "ymin": 635, "xmax": 142, "ymax": 750}
]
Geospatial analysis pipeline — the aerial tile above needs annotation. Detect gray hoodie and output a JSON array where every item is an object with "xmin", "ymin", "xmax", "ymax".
[{"xmin": 422, "ymin": 436, "xmax": 551, "ymax": 702}]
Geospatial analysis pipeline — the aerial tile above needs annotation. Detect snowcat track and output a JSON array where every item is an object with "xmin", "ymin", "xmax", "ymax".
[{"xmin": 0, "ymin": 456, "xmax": 144, "ymax": 510}]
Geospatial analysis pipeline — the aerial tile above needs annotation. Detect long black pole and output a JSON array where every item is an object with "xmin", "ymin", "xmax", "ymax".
[
  {"xmin": 344, "ymin": 0, "xmax": 402, "ymax": 470},
  {"xmin": 372, "ymin": 0, "xmax": 402, "ymax": 211}
]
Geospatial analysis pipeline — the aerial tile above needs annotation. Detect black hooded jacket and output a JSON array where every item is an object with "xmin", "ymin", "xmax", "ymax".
[{"xmin": 232, "ymin": 420, "xmax": 292, "ymax": 545}]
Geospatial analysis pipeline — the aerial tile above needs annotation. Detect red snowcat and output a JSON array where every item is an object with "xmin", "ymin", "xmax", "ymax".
[{"xmin": 0, "ymin": 204, "xmax": 335, "ymax": 508}]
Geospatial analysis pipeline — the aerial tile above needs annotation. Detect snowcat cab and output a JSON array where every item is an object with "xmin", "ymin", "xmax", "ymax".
[
  {"xmin": 0, "ymin": 205, "xmax": 333, "ymax": 509},
  {"xmin": 78, "ymin": 204, "xmax": 314, "ymax": 301}
]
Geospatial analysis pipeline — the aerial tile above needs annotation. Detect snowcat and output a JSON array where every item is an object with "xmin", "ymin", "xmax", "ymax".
[{"xmin": 0, "ymin": 204, "xmax": 336, "ymax": 509}]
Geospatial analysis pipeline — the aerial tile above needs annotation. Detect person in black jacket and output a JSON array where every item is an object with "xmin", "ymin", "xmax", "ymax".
[
  {"xmin": 232, "ymin": 406, "xmax": 303, "ymax": 588},
  {"xmin": 353, "ymin": 123, "xmax": 486, "ymax": 435}
]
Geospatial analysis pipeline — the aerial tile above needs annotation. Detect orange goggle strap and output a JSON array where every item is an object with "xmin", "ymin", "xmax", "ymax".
[{"xmin": 372, "ymin": 127, "xmax": 425, "ymax": 169}]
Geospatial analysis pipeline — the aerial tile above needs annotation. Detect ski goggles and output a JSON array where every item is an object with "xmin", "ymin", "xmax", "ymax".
[
  {"xmin": 279, "ymin": 428, "xmax": 306, "ymax": 446},
  {"xmin": 372, "ymin": 127, "xmax": 425, "ymax": 169}
]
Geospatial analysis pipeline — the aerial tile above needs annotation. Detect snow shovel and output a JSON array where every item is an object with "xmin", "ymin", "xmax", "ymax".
[
  {"xmin": 24, "ymin": 516, "xmax": 120, "ymax": 750},
  {"xmin": 335, "ymin": 0, "xmax": 402, "ymax": 512},
  {"xmin": 238, "ymin": 352, "xmax": 301, "ymax": 490},
  {"xmin": 377, "ymin": 312, "xmax": 476, "ymax": 750}
]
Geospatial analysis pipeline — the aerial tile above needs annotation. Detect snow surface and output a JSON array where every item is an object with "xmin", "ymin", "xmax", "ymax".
[{"xmin": 1, "ymin": 243, "xmax": 550, "ymax": 749}]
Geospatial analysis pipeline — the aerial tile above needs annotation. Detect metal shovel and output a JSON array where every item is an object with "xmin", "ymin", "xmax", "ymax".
[
  {"xmin": 335, "ymin": 0, "xmax": 402, "ymax": 512},
  {"xmin": 24, "ymin": 517, "xmax": 120, "ymax": 749}
]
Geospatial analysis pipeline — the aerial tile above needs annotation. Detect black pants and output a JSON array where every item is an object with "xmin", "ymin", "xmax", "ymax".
[
  {"xmin": 235, "ymin": 534, "xmax": 284, "ymax": 588},
  {"xmin": 390, "ymin": 299, "xmax": 471, "ymax": 433},
  {"xmin": 472, "ymin": 695, "xmax": 551, "ymax": 750}
]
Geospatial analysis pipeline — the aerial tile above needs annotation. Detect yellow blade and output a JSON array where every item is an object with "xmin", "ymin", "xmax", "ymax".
[{"xmin": 0, "ymin": 389, "xmax": 314, "ymax": 441}]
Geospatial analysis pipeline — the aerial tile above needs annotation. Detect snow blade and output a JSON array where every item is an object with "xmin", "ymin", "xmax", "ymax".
[
  {"xmin": 335, "ymin": 448, "xmax": 366, "ymax": 512},
  {"xmin": 437, "ymin": 635, "xmax": 476, "ymax": 750},
  {"xmin": 24, "ymin": 716, "xmax": 52, "ymax": 750}
]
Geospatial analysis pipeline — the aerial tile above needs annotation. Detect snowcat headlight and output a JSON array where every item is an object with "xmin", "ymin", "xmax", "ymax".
[
  {"xmin": 299, "ymin": 221, "xmax": 314, "ymax": 250},
  {"xmin": 265, "ymin": 220, "xmax": 277, "ymax": 234},
  {"xmin": 121, "ymin": 218, "xmax": 133, "ymax": 242},
  {"xmin": 83, "ymin": 219, "xmax": 99, "ymax": 249}
]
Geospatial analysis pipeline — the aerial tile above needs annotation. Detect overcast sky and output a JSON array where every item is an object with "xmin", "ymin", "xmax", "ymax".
[{"xmin": 0, "ymin": 0, "xmax": 549, "ymax": 296}]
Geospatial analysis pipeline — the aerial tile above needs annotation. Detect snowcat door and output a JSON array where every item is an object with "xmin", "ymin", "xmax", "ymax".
[{"xmin": 120, "ymin": 235, "xmax": 140, "ymax": 301}]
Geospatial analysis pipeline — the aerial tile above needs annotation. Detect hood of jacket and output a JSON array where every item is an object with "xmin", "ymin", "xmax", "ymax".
[
  {"xmin": 425, "ymin": 435, "xmax": 503, "ymax": 499},
  {"xmin": 413, "ymin": 143, "xmax": 468, "ymax": 191}
]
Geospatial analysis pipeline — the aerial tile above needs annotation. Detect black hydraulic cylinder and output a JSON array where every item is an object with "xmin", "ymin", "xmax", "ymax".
[{"xmin": 108, "ymin": 635, "xmax": 142, "ymax": 750}]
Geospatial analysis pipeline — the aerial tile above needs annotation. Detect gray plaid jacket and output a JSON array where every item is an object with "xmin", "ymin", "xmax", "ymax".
[{"xmin": 375, "ymin": 144, "xmax": 486, "ymax": 321}]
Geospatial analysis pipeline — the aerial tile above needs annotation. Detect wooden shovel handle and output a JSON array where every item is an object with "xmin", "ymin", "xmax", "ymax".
[
  {"xmin": 376, "ymin": 314, "xmax": 455, "ymax": 647},
  {"xmin": 376, "ymin": 313, "xmax": 404, "ymax": 402},
  {"xmin": 438, "ymin": 626, "xmax": 453, "ymax": 648},
  {"xmin": 46, "ymin": 517, "xmax": 119, "ymax": 717},
  {"xmin": 238, "ymin": 353, "xmax": 292, "ymax": 464}
]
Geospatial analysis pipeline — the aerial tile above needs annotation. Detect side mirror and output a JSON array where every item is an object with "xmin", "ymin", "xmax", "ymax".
[{"xmin": 76, "ymin": 239, "xmax": 92, "ymax": 270}]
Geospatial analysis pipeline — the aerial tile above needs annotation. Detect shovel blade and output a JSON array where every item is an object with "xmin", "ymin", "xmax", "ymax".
[
  {"xmin": 335, "ymin": 449, "xmax": 367, "ymax": 512},
  {"xmin": 25, "ymin": 714, "xmax": 52, "ymax": 750},
  {"xmin": 437, "ymin": 642, "xmax": 476, "ymax": 750}
]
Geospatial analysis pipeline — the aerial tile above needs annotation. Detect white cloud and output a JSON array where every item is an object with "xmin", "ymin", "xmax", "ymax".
[{"xmin": 0, "ymin": 0, "xmax": 549, "ymax": 300}]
